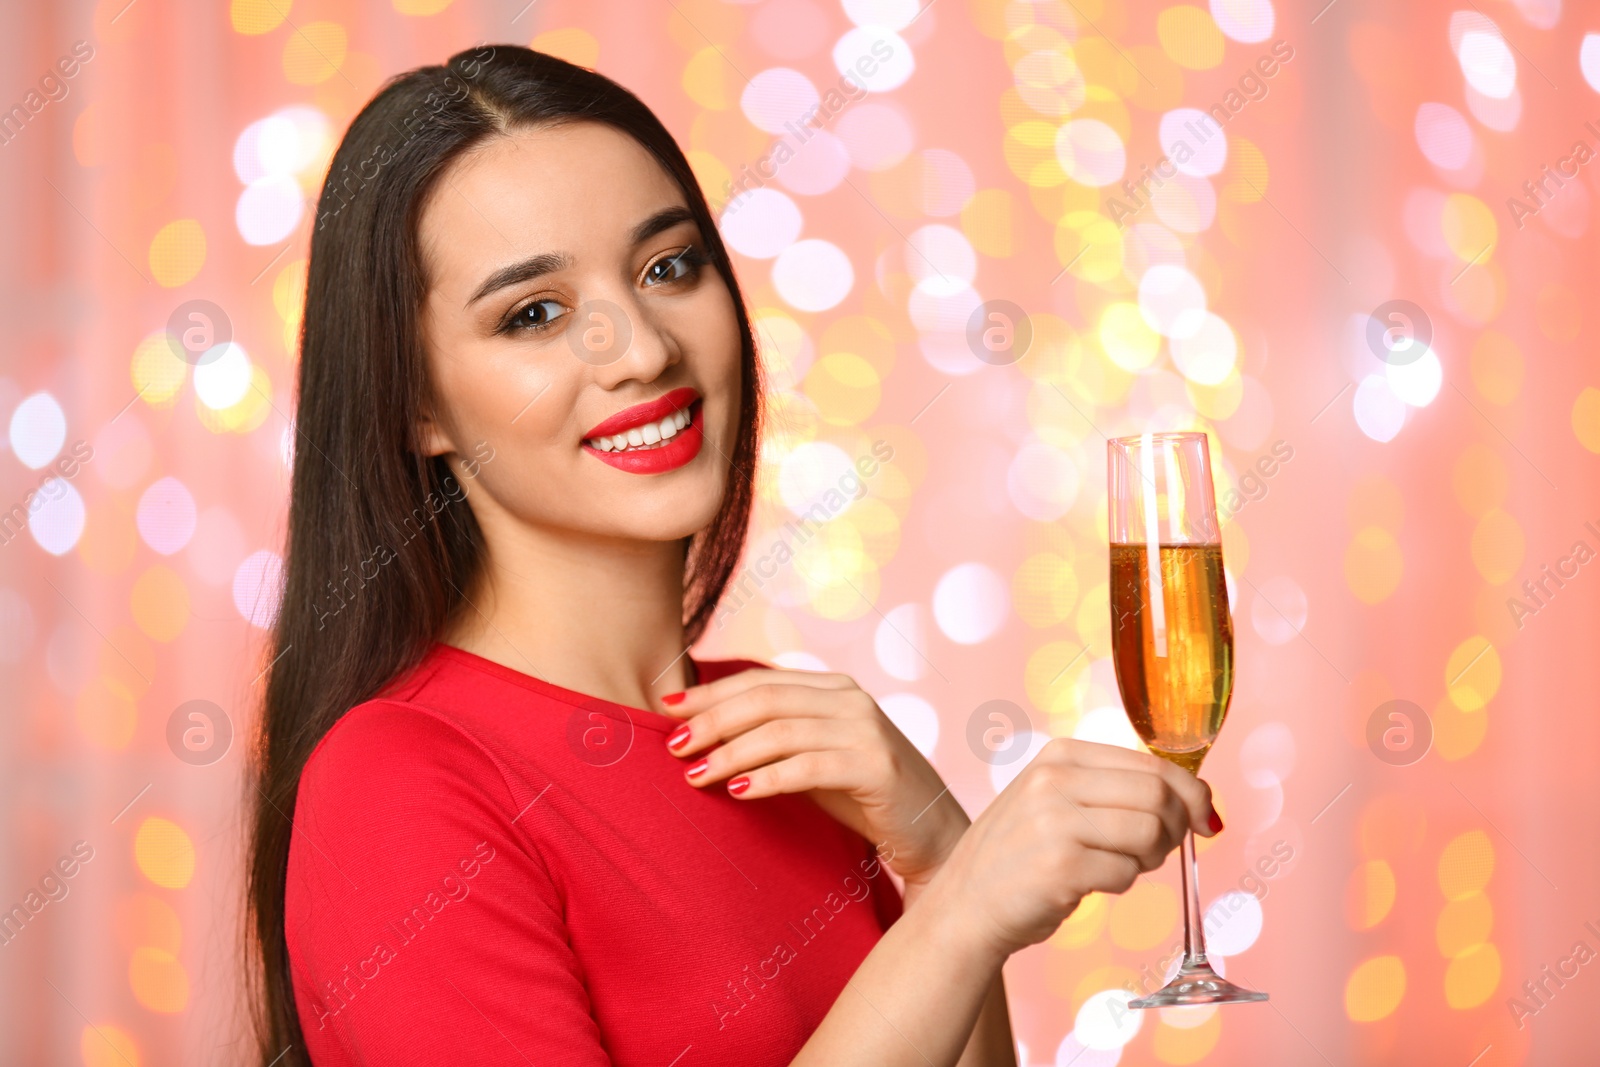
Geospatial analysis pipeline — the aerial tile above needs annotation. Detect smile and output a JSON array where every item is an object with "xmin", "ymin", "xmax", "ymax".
[{"xmin": 581, "ymin": 387, "xmax": 704, "ymax": 475}]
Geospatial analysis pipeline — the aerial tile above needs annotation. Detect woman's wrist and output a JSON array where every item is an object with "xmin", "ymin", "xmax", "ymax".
[
  {"xmin": 897, "ymin": 853, "xmax": 1013, "ymax": 975},
  {"xmin": 894, "ymin": 792, "xmax": 972, "ymax": 896}
]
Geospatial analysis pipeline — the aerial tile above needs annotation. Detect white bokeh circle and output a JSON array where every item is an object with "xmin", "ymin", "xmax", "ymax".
[
  {"xmin": 1006, "ymin": 439, "xmax": 1081, "ymax": 521},
  {"xmin": 1458, "ymin": 31, "xmax": 1516, "ymax": 99},
  {"xmin": 1159, "ymin": 108, "xmax": 1228, "ymax": 177},
  {"xmin": 1138, "ymin": 265, "xmax": 1207, "ymax": 339},
  {"xmin": 1056, "ymin": 119, "xmax": 1126, "ymax": 188},
  {"xmin": 194, "ymin": 343, "xmax": 253, "ymax": 410},
  {"xmin": 1073, "ymin": 989, "xmax": 1143, "ymax": 1051},
  {"xmin": 874, "ymin": 603, "xmax": 928, "ymax": 681},
  {"xmin": 721, "ymin": 187, "xmax": 803, "ymax": 259},
  {"xmin": 136, "ymin": 476, "xmax": 198, "ymax": 556},
  {"xmin": 233, "ymin": 549, "xmax": 284, "ymax": 629},
  {"xmin": 879, "ymin": 692, "xmax": 940, "ymax": 757},
  {"xmin": 1210, "ymin": 0, "xmax": 1275, "ymax": 43},
  {"xmin": 29, "ymin": 479, "xmax": 85, "ymax": 556},
  {"xmin": 741, "ymin": 67, "xmax": 821, "ymax": 134},
  {"xmin": 1204, "ymin": 890, "xmax": 1264, "ymax": 956},
  {"xmin": 833, "ymin": 28, "xmax": 914, "ymax": 93},
  {"xmin": 1353, "ymin": 374, "xmax": 1407, "ymax": 442},
  {"xmin": 1169, "ymin": 312, "xmax": 1238, "ymax": 386},
  {"xmin": 9, "ymin": 392, "xmax": 66, "ymax": 470},
  {"xmin": 932, "ymin": 562, "xmax": 1009, "ymax": 645},
  {"xmin": 773, "ymin": 239, "xmax": 854, "ymax": 311}
]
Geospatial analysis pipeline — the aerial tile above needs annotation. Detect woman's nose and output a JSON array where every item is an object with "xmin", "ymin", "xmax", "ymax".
[{"xmin": 570, "ymin": 293, "xmax": 678, "ymax": 383}]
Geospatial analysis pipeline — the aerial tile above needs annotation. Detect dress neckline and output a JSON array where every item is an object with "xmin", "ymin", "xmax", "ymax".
[{"xmin": 426, "ymin": 641, "xmax": 699, "ymax": 735}]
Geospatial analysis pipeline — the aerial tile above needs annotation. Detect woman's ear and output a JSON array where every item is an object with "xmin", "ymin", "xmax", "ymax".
[{"xmin": 416, "ymin": 408, "xmax": 457, "ymax": 459}]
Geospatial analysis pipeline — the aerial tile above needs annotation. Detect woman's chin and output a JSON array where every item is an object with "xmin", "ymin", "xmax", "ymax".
[{"xmin": 582, "ymin": 486, "xmax": 727, "ymax": 544}]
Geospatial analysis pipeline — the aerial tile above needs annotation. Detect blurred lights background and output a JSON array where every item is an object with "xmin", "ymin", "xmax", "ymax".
[{"xmin": 2, "ymin": 0, "xmax": 1597, "ymax": 1063}]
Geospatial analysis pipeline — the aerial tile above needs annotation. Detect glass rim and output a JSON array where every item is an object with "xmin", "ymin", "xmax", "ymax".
[{"xmin": 1107, "ymin": 431, "xmax": 1210, "ymax": 448}]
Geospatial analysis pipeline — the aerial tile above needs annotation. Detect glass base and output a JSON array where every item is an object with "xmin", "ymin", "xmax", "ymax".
[{"xmin": 1128, "ymin": 959, "xmax": 1269, "ymax": 1009}]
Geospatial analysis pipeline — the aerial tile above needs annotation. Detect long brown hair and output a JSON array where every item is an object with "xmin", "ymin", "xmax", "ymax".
[{"xmin": 245, "ymin": 45, "xmax": 762, "ymax": 1066}]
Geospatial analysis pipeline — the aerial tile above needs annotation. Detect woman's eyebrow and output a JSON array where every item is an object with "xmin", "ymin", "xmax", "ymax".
[
  {"xmin": 629, "ymin": 204, "xmax": 697, "ymax": 246},
  {"xmin": 465, "ymin": 205, "xmax": 699, "ymax": 309},
  {"xmin": 467, "ymin": 251, "xmax": 573, "ymax": 308}
]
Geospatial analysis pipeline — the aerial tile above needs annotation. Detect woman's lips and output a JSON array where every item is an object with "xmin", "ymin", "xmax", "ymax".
[
  {"xmin": 582, "ymin": 386, "xmax": 700, "ymax": 440},
  {"xmin": 582, "ymin": 399, "xmax": 704, "ymax": 475}
]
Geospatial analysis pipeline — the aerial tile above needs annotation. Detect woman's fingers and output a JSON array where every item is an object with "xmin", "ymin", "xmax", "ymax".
[
  {"xmin": 1052, "ymin": 767, "xmax": 1192, "ymax": 860},
  {"xmin": 682, "ymin": 718, "xmax": 874, "ymax": 789},
  {"xmin": 1065, "ymin": 806, "xmax": 1178, "ymax": 874},
  {"xmin": 1064, "ymin": 842, "xmax": 1145, "ymax": 896},
  {"xmin": 714, "ymin": 748, "xmax": 874, "ymax": 800},
  {"xmin": 658, "ymin": 667, "xmax": 854, "ymax": 716},
  {"xmin": 666, "ymin": 683, "xmax": 873, "ymax": 757},
  {"xmin": 1045, "ymin": 738, "xmax": 1218, "ymax": 837}
]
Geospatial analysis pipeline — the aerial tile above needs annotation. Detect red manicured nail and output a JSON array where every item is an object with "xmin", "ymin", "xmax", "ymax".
[
  {"xmin": 661, "ymin": 691, "xmax": 687, "ymax": 706},
  {"xmin": 685, "ymin": 758, "xmax": 709, "ymax": 779},
  {"xmin": 666, "ymin": 725, "xmax": 691, "ymax": 750},
  {"xmin": 1208, "ymin": 810, "xmax": 1224, "ymax": 834},
  {"xmin": 728, "ymin": 776, "xmax": 751, "ymax": 796}
]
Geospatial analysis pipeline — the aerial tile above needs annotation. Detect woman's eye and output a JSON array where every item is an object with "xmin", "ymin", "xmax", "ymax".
[
  {"xmin": 645, "ymin": 246, "xmax": 708, "ymax": 286},
  {"xmin": 503, "ymin": 298, "xmax": 568, "ymax": 334}
]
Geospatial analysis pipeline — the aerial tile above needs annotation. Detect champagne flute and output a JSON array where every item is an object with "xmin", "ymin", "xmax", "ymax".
[{"xmin": 1106, "ymin": 431, "xmax": 1267, "ymax": 1008}]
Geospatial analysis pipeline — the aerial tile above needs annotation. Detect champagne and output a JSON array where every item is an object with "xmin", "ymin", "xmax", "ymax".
[
  {"xmin": 1104, "ymin": 433, "xmax": 1268, "ymax": 1009},
  {"xmin": 1109, "ymin": 542, "xmax": 1233, "ymax": 774}
]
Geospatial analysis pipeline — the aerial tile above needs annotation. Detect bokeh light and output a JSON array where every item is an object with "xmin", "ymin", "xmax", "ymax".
[{"xmin": 7, "ymin": 2, "xmax": 1597, "ymax": 1062}]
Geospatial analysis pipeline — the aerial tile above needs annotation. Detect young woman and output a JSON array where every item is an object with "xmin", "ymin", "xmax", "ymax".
[{"xmin": 246, "ymin": 45, "xmax": 1221, "ymax": 1067}]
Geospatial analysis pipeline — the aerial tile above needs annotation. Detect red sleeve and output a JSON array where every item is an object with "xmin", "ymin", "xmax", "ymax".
[{"xmin": 285, "ymin": 701, "xmax": 611, "ymax": 1066}]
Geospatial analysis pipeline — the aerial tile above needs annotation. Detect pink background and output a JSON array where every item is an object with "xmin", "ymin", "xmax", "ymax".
[{"xmin": 1, "ymin": 0, "xmax": 1597, "ymax": 1063}]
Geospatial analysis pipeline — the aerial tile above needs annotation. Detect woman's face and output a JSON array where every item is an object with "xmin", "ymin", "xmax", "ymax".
[{"xmin": 415, "ymin": 121, "xmax": 743, "ymax": 547}]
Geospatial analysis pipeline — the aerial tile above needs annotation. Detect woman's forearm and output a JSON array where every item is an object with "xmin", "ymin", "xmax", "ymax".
[
  {"xmin": 956, "ymin": 969, "xmax": 1016, "ymax": 1067},
  {"xmin": 908, "ymin": 878, "xmax": 1017, "ymax": 1067},
  {"xmin": 792, "ymin": 877, "xmax": 1013, "ymax": 1067}
]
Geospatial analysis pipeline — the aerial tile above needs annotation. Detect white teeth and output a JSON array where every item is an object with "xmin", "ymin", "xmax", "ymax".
[{"xmin": 586, "ymin": 406, "xmax": 695, "ymax": 453}]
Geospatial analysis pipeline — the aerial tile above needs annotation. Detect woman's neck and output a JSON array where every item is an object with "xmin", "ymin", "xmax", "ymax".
[{"xmin": 442, "ymin": 520, "xmax": 696, "ymax": 710}]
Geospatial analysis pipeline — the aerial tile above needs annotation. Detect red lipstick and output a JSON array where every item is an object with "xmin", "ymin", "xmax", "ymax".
[
  {"xmin": 583, "ymin": 387, "xmax": 699, "ymax": 439},
  {"xmin": 582, "ymin": 388, "xmax": 704, "ymax": 475}
]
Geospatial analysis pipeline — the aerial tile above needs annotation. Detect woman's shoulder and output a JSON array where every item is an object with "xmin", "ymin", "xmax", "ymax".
[
  {"xmin": 297, "ymin": 644, "xmax": 519, "ymax": 788},
  {"xmin": 294, "ymin": 695, "xmax": 521, "ymax": 827}
]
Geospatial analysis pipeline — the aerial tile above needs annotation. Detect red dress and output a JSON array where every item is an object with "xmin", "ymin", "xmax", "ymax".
[{"xmin": 285, "ymin": 643, "xmax": 902, "ymax": 1065}]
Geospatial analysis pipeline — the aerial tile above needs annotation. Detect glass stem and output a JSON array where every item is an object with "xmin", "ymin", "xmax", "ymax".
[{"xmin": 1180, "ymin": 828, "xmax": 1208, "ymax": 968}]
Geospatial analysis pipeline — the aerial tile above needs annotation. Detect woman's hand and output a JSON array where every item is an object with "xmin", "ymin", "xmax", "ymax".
[
  {"xmin": 922, "ymin": 737, "xmax": 1220, "ymax": 962},
  {"xmin": 659, "ymin": 668, "xmax": 969, "ymax": 890}
]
